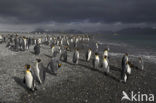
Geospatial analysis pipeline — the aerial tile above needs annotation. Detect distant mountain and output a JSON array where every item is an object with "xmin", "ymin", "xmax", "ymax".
[
  {"xmin": 91, "ymin": 30, "xmax": 113, "ymax": 35},
  {"xmin": 31, "ymin": 27, "xmax": 156, "ymax": 35},
  {"xmin": 115, "ymin": 27, "xmax": 156, "ymax": 35},
  {"xmin": 31, "ymin": 28, "xmax": 85, "ymax": 34}
]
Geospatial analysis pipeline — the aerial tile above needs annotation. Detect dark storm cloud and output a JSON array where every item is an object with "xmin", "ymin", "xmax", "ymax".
[
  {"xmin": 0, "ymin": 0, "xmax": 156, "ymax": 32},
  {"xmin": 0, "ymin": 0, "xmax": 156, "ymax": 24}
]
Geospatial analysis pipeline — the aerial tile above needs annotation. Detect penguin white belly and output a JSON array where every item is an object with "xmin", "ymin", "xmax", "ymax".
[
  {"xmin": 25, "ymin": 72, "xmax": 33, "ymax": 88},
  {"xmin": 103, "ymin": 60, "xmax": 108, "ymax": 69},
  {"xmin": 126, "ymin": 65, "xmax": 131, "ymax": 75},
  {"xmin": 87, "ymin": 51, "xmax": 91, "ymax": 61},
  {"xmin": 24, "ymin": 39, "xmax": 27, "ymax": 47},
  {"xmin": 61, "ymin": 40, "xmax": 63, "ymax": 45},
  {"xmin": 71, "ymin": 39, "xmax": 73, "ymax": 43},
  {"xmin": 34, "ymin": 40, "xmax": 36, "ymax": 44},
  {"xmin": 95, "ymin": 57, "xmax": 99, "ymax": 68},
  {"xmin": 87, "ymin": 52, "xmax": 91, "ymax": 61},
  {"xmin": 95, "ymin": 57, "xmax": 99, "ymax": 63},
  {"xmin": 124, "ymin": 74, "xmax": 127, "ymax": 83},
  {"xmin": 35, "ymin": 65, "xmax": 42, "ymax": 83},
  {"xmin": 77, "ymin": 52, "xmax": 79, "ymax": 59},
  {"xmin": 52, "ymin": 48, "xmax": 55, "ymax": 55},
  {"xmin": 67, "ymin": 40, "xmax": 69, "ymax": 45}
]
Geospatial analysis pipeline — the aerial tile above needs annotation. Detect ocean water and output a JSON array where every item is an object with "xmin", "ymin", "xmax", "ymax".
[{"xmin": 94, "ymin": 34, "xmax": 156, "ymax": 63}]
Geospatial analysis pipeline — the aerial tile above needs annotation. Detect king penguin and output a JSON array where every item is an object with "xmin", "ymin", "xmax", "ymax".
[
  {"xmin": 51, "ymin": 45, "xmax": 55, "ymax": 57},
  {"xmin": 138, "ymin": 57, "xmax": 144, "ymax": 70},
  {"xmin": 120, "ymin": 53, "xmax": 129, "ymax": 83},
  {"xmin": 60, "ymin": 46, "xmax": 68, "ymax": 62},
  {"xmin": 92, "ymin": 53, "xmax": 100, "ymax": 69},
  {"xmin": 47, "ymin": 58, "xmax": 62, "ymax": 75},
  {"xmin": 34, "ymin": 44, "xmax": 40, "ymax": 55},
  {"xmin": 103, "ymin": 56, "xmax": 110, "ymax": 73},
  {"xmin": 126, "ymin": 61, "xmax": 131, "ymax": 75},
  {"xmin": 95, "ymin": 42, "xmax": 99, "ymax": 51},
  {"xmin": 73, "ymin": 48, "xmax": 80, "ymax": 64},
  {"xmin": 34, "ymin": 59, "xmax": 46, "ymax": 84},
  {"xmin": 23, "ymin": 64, "xmax": 36, "ymax": 91},
  {"xmin": 85, "ymin": 48, "xmax": 92, "ymax": 62}
]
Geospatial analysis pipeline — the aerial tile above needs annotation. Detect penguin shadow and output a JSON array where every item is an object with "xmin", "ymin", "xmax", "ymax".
[
  {"xmin": 78, "ymin": 63, "xmax": 120, "ymax": 82},
  {"xmin": 65, "ymin": 61, "xmax": 75, "ymax": 66},
  {"xmin": 109, "ymin": 65, "xmax": 121, "ymax": 72},
  {"xmin": 79, "ymin": 58, "xmax": 86, "ymax": 62},
  {"xmin": 13, "ymin": 76, "xmax": 28, "ymax": 91},
  {"xmin": 44, "ymin": 64, "xmax": 57, "ymax": 76},
  {"xmin": 128, "ymin": 62, "xmax": 143, "ymax": 71},
  {"xmin": 30, "ymin": 51, "xmax": 35, "ymax": 55},
  {"xmin": 44, "ymin": 53, "xmax": 52, "ymax": 58}
]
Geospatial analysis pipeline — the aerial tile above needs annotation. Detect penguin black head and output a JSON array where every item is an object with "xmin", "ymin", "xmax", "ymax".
[
  {"xmin": 104, "ymin": 56, "xmax": 107, "ymax": 59},
  {"xmin": 125, "ymin": 53, "xmax": 128, "ymax": 56},
  {"xmin": 36, "ymin": 59, "xmax": 41, "ymax": 63},
  {"xmin": 95, "ymin": 52, "xmax": 99, "ymax": 56},
  {"xmin": 138, "ymin": 57, "xmax": 142, "ymax": 61},
  {"xmin": 25, "ymin": 64, "xmax": 31, "ymax": 70},
  {"xmin": 104, "ymin": 48, "xmax": 109, "ymax": 51},
  {"xmin": 126, "ymin": 61, "xmax": 130, "ymax": 65}
]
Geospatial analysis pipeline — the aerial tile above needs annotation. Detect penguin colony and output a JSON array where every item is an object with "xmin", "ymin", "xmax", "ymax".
[{"xmin": 0, "ymin": 33, "xmax": 144, "ymax": 91}]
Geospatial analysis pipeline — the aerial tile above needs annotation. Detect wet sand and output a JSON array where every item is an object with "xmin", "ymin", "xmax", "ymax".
[{"xmin": 0, "ymin": 41, "xmax": 155, "ymax": 103}]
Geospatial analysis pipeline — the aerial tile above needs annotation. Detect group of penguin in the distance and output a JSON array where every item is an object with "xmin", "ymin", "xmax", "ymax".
[{"xmin": 0, "ymin": 34, "xmax": 144, "ymax": 92}]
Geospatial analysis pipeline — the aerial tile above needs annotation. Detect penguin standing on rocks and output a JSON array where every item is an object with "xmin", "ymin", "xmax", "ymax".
[
  {"xmin": 103, "ymin": 48, "xmax": 109, "ymax": 58},
  {"xmin": 103, "ymin": 56, "xmax": 110, "ymax": 73},
  {"xmin": 51, "ymin": 45, "xmax": 55, "ymax": 56},
  {"xmin": 27, "ymin": 37, "xmax": 31, "ymax": 50},
  {"xmin": 66, "ymin": 40, "xmax": 70, "ymax": 46},
  {"xmin": 93, "ymin": 53, "xmax": 100, "ymax": 69},
  {"xmin": 138, "ymin": 57, "xmax": 144, "ymax": 70},
  {"xmin": 73, "ymin": 48, "xmax": 80, "ymax": 64},
  {"xmin": 60, "ymin": 46, "xmax": 68, "ymax": 62},
  {"xmin": 58, "ymin": 45, "xmax": 62, "ymax": 54},
  {"xmin": 34, "ymin": 44, "xmax": 40, "ymax": 55},
  {"xmin": 120, "ymin": 53, "xmax": 129, "ymax": 83},
  {"xmin": 47, "ymin": 58, "xmax": 62, "ymax": 75},
  {"xmin": 126, "ymin": 61, "xmax": 131, "ymax": 75},
  {"xmin": 95, "ymin": 42, "xmax": 99, "ymax": 52},
  {"xmin": 23, "ymin": 64, "xmax": 37, "ymax": 91},
  {"xmin": 19, "ymin": 37, "xmax": 23, "ymax": 50},
  {"xmin": 85, "ymin": 48, "xmax": 92, "ymax": 62},
  {"xmin": 34, "ymin": 59, "xmax": 46, "ymax": 84},
  {"xmin": 14, "ymin": 35, "xmax": 19, "ymax": 51},
  {"xmin": 23, "ymin": 37, "xmax": 27, "ymax": 51}
]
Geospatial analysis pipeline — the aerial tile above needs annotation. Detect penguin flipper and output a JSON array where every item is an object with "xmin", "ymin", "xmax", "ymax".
[
  {"xmin": 92, "ymin": 59, "xmax": 95, "ymax": 68},
  {"xmin": 30, "ymin": 67, "xmax": 38, "ymax": 82},
  {"xmin": 23, "ymin": 77, "xmax": 25, "ymax": 84},
  {"xmin": 85, "ymin": 52, "xmax": 88, "ymax": 61},
  {"xmin": 32, "ymin": 78, "xmax": 37, "ymax": 91},
  {"xmin": 40, "ymin": 63, "xmax": 46, "ymax": 83}
]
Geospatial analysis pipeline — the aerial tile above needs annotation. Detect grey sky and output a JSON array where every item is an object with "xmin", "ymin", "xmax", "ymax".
[{"xmin": 0, "ymin": 0, "xmax": 156, "ymax": 32}]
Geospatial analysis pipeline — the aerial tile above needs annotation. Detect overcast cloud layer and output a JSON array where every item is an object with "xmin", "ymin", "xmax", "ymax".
[{"xmin": 0, "ymin": 0, "xmax": 156, "ymax": 32}]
